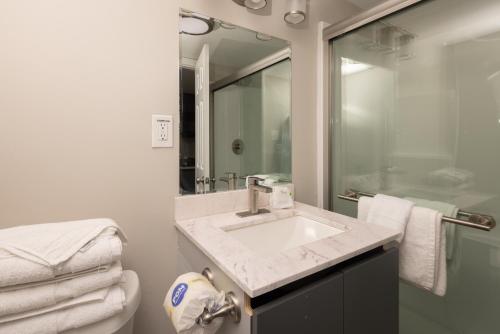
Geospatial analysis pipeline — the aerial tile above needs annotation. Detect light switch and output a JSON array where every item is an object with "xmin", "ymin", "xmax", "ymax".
[{"xmin": 152, "ymin": 114, "xmax": 173, "ymax": 148}]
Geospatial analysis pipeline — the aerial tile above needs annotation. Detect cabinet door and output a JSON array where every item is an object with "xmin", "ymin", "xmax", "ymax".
[
  {"xmin": 343, "ymin": 248, "xmax": 399, "ymax": 334},
  {"xmin": 252, "ymin": 272, "xmax": 343, "ymax": 334}
]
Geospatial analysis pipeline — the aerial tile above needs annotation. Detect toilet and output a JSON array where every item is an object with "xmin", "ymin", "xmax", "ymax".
[{"xmin": 66, "ymin": 271, "xmax": 141, "ymax": 334}]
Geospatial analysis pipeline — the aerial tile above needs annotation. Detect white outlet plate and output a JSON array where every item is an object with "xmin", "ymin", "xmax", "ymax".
[{"xmin": 152, "ymin": 114, "xmax": 173, "ymax": 148}]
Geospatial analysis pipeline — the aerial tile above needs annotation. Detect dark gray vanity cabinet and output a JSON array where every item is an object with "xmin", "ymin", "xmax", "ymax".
[
  {"xmin": 252, "ymin": 272, "xmax": 343, "ymax": 334},
  {"xmin": 343, "ymin": 247, "xmax": 398, "ymax": 334},
  {"xmin": 251, "ymin": 248, "xmax": 398, "ymax": 334}
]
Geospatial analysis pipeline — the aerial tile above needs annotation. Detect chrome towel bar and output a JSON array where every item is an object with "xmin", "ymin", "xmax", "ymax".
[{"xmin": 338, "ymin": 190, "xmax": 496, "ymax": 232}]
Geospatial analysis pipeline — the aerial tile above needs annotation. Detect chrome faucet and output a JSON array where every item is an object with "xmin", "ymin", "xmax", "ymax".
[
  {"xmin": 219, "ymin": 172, "xmax": 238, "ymax": 191},
  {"xmin": 237, "ymin": 177, "xmax": 272, "ymax": 217}
]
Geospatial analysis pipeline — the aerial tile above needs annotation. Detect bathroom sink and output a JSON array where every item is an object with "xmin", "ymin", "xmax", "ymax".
[{"xmin": 226, "ymin": 215, "xmax": 345, "ymax": 256}]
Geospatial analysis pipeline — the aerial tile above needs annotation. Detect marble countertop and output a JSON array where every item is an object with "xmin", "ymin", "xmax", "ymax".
[{"xmin": 175, "ymin": 201, "xmax": 400, "ymax": 297}]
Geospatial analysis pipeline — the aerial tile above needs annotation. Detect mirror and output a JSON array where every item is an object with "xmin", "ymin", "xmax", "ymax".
[{"xmin": 179, "ymin": 10, "xmax": 292, "ymax": 195}]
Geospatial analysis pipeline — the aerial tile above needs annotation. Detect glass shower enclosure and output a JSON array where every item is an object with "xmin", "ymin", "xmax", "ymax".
[{"xmin": 330, "ymin": 0, "xmax": 500, "ymax": 332}]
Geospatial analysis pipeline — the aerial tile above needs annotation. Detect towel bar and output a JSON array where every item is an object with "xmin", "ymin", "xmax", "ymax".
[{"xmin": 338, "ymin": 190, "xmax": 496, "ymax": 232}]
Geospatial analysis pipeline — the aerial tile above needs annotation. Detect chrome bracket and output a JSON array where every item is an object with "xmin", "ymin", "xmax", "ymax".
[
  {"xmin": 198, "ymin": 269, "xmax": 241, "ymax": 325},
  {"xmin": 196, "ymin": 292, "xmax": 241, "ymax": 325}
]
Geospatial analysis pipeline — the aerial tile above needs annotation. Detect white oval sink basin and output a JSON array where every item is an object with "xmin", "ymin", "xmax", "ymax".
[{"xmin": 226, "ymin": 215, "xmax": 345, "ymax": 256}]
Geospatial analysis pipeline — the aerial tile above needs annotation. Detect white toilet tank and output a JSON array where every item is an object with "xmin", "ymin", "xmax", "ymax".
[{"xmin": 65, "ymin": 270, "xmax": 141, "ymax": 334}]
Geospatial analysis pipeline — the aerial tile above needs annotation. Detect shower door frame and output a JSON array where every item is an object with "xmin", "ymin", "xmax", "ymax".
[{"xmin": 323, "ymin": 0, "xmax": 425, "ymax": 210}]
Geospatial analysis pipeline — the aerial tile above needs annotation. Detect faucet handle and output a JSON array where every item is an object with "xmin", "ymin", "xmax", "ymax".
[{"xmin": 247, "ymin": 176, "xmax": 265, "ymax": 186}]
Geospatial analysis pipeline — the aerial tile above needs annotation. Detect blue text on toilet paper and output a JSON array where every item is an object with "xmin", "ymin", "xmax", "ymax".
[{"xmin": 172, "ymin": 283, "xmax": 188, "ymax": 307}]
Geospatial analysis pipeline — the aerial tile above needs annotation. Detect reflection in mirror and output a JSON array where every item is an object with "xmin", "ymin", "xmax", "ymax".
[{"xmin": 179, "ymin": 9, "xmax": 292, "ymax": 195}]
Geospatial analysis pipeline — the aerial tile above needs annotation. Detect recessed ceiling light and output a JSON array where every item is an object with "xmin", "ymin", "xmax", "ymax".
[
  {"xmin": 232, "ymin": 0, "xmax": 268, "ymax": 10},
  {"xmin": 180, "ymin": 13, "xmax": 214, "ymax": 35}
]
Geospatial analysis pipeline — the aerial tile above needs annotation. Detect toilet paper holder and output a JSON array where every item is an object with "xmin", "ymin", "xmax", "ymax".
[{"xmin": 197, "ymin": 268, "xmax": 241, "ymax": 325}]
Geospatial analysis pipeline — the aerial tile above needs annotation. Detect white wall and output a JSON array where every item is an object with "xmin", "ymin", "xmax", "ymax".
[{"xmin": 0, "ymin": 1, "xmax": 359, "ymax": 333}]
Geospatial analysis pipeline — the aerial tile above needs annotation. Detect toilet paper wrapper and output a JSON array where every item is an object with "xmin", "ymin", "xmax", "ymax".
[{"xmin": 164, "ymin": 272, "xmax": 226, "ymax": 334}]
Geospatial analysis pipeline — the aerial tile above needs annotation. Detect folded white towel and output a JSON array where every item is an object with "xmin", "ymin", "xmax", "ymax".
[
  {"xmin": 0, "ymin": 265, "xmax": 112, "ymax": 293},
  {"xmin": 0, "ymin": 218, "xmax": 126, "ymax": 268},
  {"xmin": 0, "ymin": 285, "xmax": 125, "ymax": 334},
  {"xmin": 357, "ymin": 196, "xmax": 373, "ymax": 222},
  {"xmin": 360, "ymin": 197, "xmax": 447, "ymax": 296},
  {"xmin": 0, "ymin": 262, "xmax": 123, "ymax": 317},
  {"xmin": 427, "ymin": 167, "xmax": 474, "ymax": 187},
  {"xmin": 365, "ymin": 194, "xmax": 414, "ymax": 243},
  {"xmin": 0, "ymin": 234, "xmax": 122, "ymax": 288},
  {"xmin": 405, "ymin": 197, "xmax": 458, "ymax": 260},
  {"xmin": 404, "ymin": 197, "xmax": 458, "ymax": 218},
  {"xmin": 399, "ymin": 207, "xmax": 447, "ymax": 296},
  {"xmin": 0, "ymin": 285, "xmax": 110, "ymax": 324}
]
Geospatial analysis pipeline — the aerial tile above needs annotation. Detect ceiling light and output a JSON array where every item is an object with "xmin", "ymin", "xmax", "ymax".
[
  {"xmin": 180, "ymin": 13, "xmax": 214, "ymax": 35},
  {"xmin": 284, "ymin": 0, "xmax": 306, "ymax": 24},
  {"xmin": 256, "ymin": 33, "xmax": 273, "ymax": 41},
  {"xmin": 232, "ymin": 0, "xmax": 268, "ymax": 10}
]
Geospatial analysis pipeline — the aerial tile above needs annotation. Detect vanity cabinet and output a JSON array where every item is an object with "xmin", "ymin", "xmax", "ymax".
[
  {"xmin": 176, "ymin": 230, "xmax": 398, "ymax": 334},
  {"xmin": 343, "ymin": 247, "xmax": 398, "ymax": 334},
  {"xmin": 251, "ymin": 248, "xmax": 398, "ymax": 334},
  {"xmin": 251, "ymin": 272, "xmax": 343, "ymax": 334}
]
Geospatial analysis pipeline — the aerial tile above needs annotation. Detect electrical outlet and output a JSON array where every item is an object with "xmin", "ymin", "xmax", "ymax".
[{"xmin": 152, "ymin": 114, "xmax": 173, "ymax": 148}]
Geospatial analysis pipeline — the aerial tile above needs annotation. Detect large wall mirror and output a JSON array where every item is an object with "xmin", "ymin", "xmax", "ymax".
[{"xmin": 179, "ymin": 9, "xmax": 292, "ymax": 195}]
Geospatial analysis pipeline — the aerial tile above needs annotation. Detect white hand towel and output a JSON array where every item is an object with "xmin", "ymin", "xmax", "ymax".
[
  {"xmin": 0, "ymin": 285, "xmax": 125, "ymax": 334},
  {"xmin": 399, "ymin": 207, "xmax": 447, "ymax": 296},
  {"xmin": 365, "ymin": 194, "xmax": 414, "ymax": 243},
  {"xmin": 0, "ymin": 234, "xmax": 122, "ymax": 288},
  {"xmin": 0, "ymin": 262, "xmax": 123, "ymax": 317},
  {"xmin": 433, "ymin": 222, "xmax": 447, "ymax": 296},
  {"xmin": 357, "ymin": 196, "xmax": 373, "ymax": 222},
  {"xmin": 405, "ymin": 197, "xmax": 458, "ymax": 260},
  {"xmin": 0, "ymin": 218, "xmax": 126, "ymax": 267}
]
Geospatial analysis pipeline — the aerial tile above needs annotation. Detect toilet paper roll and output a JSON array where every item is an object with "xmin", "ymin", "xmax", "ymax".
[{"xmin": 164, "ymin": 272, "xmax": 226, "ymax": 334}]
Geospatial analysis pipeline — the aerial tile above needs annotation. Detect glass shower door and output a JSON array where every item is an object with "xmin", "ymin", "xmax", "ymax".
[{"xmin": 330, "ymin": 0, "xmax": 500, "ymax": 333}]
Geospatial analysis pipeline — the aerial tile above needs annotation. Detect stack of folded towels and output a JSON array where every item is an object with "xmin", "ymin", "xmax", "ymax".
[{"xmin": 0, "ymin": 219, "xmax": 127, "ymax": 334}]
